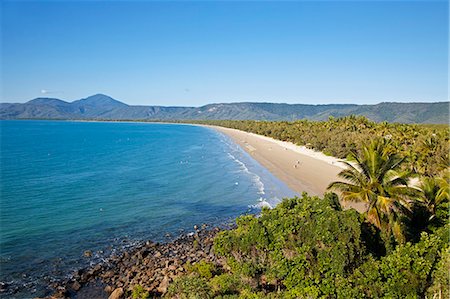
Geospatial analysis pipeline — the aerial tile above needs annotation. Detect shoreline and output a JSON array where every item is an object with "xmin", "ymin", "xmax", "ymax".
[
  {"xmin": 4, "ymin": 119, "xmax": 367, "ymax": 298},
  {"xmin": 4, "ymin": 119, "xmax": 365, "ymax": 211},
  {"xmin": 2, "ymin": 120, "xmax": 442, "ymax": 299},
  {"xmin": 39, "ymin": 227, "xmax": 224, "ymax": 299},
  {"xmin": 205, "ymin": 125, "xmax": 366, "ymax": 213},
  {"xmin": 3, "ymin": 119, "xmax": 365, "ymax": 212}
]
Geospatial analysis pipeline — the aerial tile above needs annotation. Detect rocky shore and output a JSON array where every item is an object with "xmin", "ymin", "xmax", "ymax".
[{"xmin": 40, "ymin": 226, "xmax": 224, "ymax": 299}]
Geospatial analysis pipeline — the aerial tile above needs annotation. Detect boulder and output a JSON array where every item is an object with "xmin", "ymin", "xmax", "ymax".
[
  {"xmin": 108, "ymin": 287, "xmax": 124, "ymax": 299},
  {"xmin": 104, "ymin": 270, "xmax": 115, "ymax": 279},
  {"xmin": 70, "ymin": 281, "xmax": 81, "ymax": 291},
  {"xmin": 157, "ymin": 276, "xmax": 170, "ymax": 294},
  {"xmin": 104, "ymin": 285, "xmax": 113, "ymax": 293}
]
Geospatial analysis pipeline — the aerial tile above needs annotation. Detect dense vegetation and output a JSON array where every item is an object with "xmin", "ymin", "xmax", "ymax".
[
  {"xmin": 164, "ymin": 194, "xmax": 448, "ymax": 298},
  {"xmin": 160, "ymin": 117, "xmax": 449, "ymax": 298},
  {"xmin": 191, "ymin": 116, "xmax": 449, "ymax": 177}
]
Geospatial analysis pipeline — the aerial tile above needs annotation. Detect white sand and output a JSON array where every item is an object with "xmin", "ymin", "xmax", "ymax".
[{"xmin": 207, "ymin": 125, "xmax": 366, "ymax": 212}]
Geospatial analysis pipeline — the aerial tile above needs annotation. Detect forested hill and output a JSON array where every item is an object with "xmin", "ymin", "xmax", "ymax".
[{"xmin": 1, "ymin": 94, "xmax": 448, "ymax": 124}]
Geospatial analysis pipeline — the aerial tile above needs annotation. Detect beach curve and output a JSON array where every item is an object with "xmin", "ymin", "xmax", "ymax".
[{"xmin": 205, "ymin": 125, "xmax": 366, "ymax": 213}]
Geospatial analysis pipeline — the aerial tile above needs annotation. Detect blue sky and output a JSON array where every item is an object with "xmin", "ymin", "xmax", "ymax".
[{"xmin": 1, "ymin": 0, "xmax": 448, "ymax": 106}]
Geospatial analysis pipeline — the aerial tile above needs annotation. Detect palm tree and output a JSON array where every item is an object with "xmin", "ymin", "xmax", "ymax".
[
  {"xmin": 417, "ymin": 173, "xmax": 449, "ymax": 221},
  {"xmin": 327, "ymin": 138, "xmax": 415, "ymax": 242}
]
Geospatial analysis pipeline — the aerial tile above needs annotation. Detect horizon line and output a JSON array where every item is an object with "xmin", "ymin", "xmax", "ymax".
[{"xmin": 1, "ymin": 93, "xmax": 449, "ymax": 107}]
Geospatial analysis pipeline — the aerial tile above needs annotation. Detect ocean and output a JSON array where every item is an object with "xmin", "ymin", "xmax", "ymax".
[{"xmin": 0, "ymin": 120, "xmax": 295, "ymax": 298}]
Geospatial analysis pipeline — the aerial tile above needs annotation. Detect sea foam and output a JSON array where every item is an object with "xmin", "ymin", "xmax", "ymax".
[{"xmin": 227, "ymin": 152, "xmax": 266, "ymax": 196}]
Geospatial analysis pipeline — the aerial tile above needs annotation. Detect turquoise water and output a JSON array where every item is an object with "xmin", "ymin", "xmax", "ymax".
[{"xmin": 0, "ymin": 120, "xmax": 295, "ymax": 298}]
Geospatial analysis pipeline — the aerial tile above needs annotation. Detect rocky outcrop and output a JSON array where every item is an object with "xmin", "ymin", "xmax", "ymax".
[{"xmin": 46, "ymin": 227, "xmax": 223, "ymax": 298}]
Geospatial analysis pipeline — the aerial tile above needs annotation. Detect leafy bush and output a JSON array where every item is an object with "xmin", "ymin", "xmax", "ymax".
[
  {"xmin": 342, "ymin": 227, "xmax": 449, "ymax": 298},
  {"xmin": 166, "ymin": 194, "xmax": 448, "ymax": 298},
  {"xmin": 165, "ymin": 276, "xmax": 213, "ymax": 299},
  {"xmin": 185, "ymin": 260, "xmax": 218, "ymax": 279},
  {"xmin": 214, "ymin": 193, "xmax": 367, "ymax": 297},
  {"xmin": 426, "ymin": 248, "xmax": 450, "ymax": 299},
  {"xmin": 131, "ymin": 285, "xmax": 149, "ymax": 299},
  {"xmin": 209, "ymin": 273, "xmax": 243, "ymax": 296}
]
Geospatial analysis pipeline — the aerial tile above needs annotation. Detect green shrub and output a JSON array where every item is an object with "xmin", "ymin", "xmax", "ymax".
[
  {"xmin": 347, "ymin": 229, "xmax": 448, "ymax": 298},
  {"xmin": 185, "ymin": 260, "xmax": 217, "ymax": 279},
  {"xmin": 215, "ymin": 295, "xmax": 239, "ymax": 299},
  {"xmin": 166, "ymin": 193, "xmax": 449, "ymax": 298},
  {"xmin": 131, "ymin": 285, "xmax": 149, "ymax": 299},
  {"xmin": 193, "ymin": 238, "xmax": 199, "ymax": 249},
  {"xmin": 165, "ymin": 276, "xmax": 213, "ymax": 299},
  {"xmin": 426, "ymin": 248, "xmax": 450, "ymax": 299},
  {"xmin": 214, "ymin": 193, "xmax": 367, "ymax": 297},
  {"xmin": 209, "ymin": 273, "xmax": 242, "ymax": 296},
  {"xmin": 237, "ymin": 289, "xmax": 263, "ymax": 299}
]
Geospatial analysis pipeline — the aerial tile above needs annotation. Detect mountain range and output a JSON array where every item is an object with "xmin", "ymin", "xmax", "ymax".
[{"xmin": 1, "ymin": 94, "xmax": 448, "ymax": 124}]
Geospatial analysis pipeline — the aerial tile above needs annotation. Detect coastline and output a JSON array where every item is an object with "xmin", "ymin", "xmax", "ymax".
[
  {"xmin": 40, "ymin": 227, "xmax": 223, "ymax": 299},
  {"xmin": 3, "ymin": 119, "xmax": 365, "ymax": 213},
  {"xmin": 205, "ymin": 125, "xmax": 366, "ymax": 213},
  {"xmin": 6, "ymin": 120, "xmax": 425, "ymax": 298},
  {"xmin": 7, "ymin": 119, "xmax": 365, "ymax": 211},
  {"xmin": 41, "ymin": 122, "xmax": 368, "ymax": 298}
]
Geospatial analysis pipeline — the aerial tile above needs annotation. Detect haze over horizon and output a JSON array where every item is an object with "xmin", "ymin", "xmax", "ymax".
[
  {"xmin": 1, "ymin": 0, "xmax": 448, "ymax": 106},
  {"xmin": 4, "ymin": 93, "xmax": 449, "ymax": 108}
]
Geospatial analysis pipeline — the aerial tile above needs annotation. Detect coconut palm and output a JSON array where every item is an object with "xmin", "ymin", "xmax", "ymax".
[
  {"xmin": 327, "ymin": 138, "xmax": 415, "ymax": 242},
  {"xmin": 417, "ymin": 173, "xmax": 449, "ymax": 221},
  {"xmin": 436, "ymin": 172, "xmax": 450, "ymax": 202}
]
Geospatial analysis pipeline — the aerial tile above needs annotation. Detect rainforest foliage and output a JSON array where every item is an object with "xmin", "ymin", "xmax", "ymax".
[
  {"xmin": 165, "ymin": 194, "xmax": 448, "ymax": 298},
  {"xmin": 189, "ymin": 116, "xmax": 449, "ymax": 177},
  {"xmin": 163, "ymin": 117, "xmax": 449, "ymax": 298}
]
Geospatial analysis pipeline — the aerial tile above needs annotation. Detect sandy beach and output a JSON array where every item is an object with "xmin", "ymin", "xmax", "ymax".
[{"xmin": 209, "ymin": 125, "xmax": 366, "ymax": 212}]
